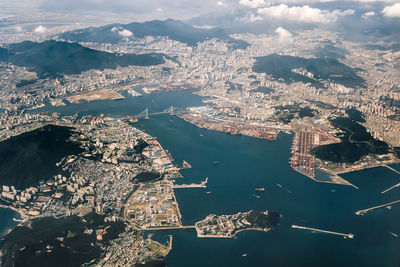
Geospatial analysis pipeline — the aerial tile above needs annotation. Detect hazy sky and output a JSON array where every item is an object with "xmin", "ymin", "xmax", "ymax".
[
  {"xmin": 1, "ymin": 0, "xmax": 399, "ymax": 22},
  {"xmin": 0, "ymin": 0, "xmax": 399, "ymax": 42}
]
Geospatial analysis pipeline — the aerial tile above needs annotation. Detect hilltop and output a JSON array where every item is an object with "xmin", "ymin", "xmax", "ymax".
[
  {"xmin": 0, "ymin": 40, "xmax": 165, "ymax": 78},
  {"xmin": 59, "ymin": 19, "xmax": 248, "ymax": 49}
]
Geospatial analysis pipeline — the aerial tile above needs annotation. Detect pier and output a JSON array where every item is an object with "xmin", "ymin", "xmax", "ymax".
[
  {"xmin": 381, "ymin": 182, "xmax": 400, "ymax": 194},
  {"xmin": 381, "ymin": 165, "xmax": 400, "ymax": 194},
  {"xmin": 292, "ymin": 224, "xmax": 354, "ymax": 239},
  {"xmin": 142, "ymin": 225, "xmax": 196, "ymax": 230},
  {"xmin": 173, "ymin": 177, "xmax": 208, "ymax": 189},
  {"xmin": 180, "ymin": 160, "xmax": 192, "ymax": 170},
  {"xmin": 383, "ymin": 164, "xmax": 400, "ymax": 175},
  {"xmin": 355, "ymin": 199, "xmax": 400, "ymax": 215}
]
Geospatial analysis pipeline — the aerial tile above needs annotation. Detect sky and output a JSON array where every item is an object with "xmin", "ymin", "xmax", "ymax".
[
  {"xmin": 0, "ymin": 0, "xmax": 399, "ymax": 42},
  {"xmin": 1, "ymin": 0, "xmax": 399, "ymax": 21}
]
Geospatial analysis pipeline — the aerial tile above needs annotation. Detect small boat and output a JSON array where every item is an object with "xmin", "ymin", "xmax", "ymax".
[
  {"xmin": 255, "ymin": 188, "xmax": 265, "ymax": 192},
  {"xmin": 206, "ymin": 191, "xmax": 212, "ymax": 194},
  {"xmin": 390, "ymin": 232, "xmax": 399, "ymax": 237},
  {"xmin": 200, "ymin": 134, "xmax": 204, "ymax": 137},
  {"xmin": 255, "ymin": 195, "xmax": 260, "ymax": 199},
  {"xmin": 212, "ymin": 161, "xmax": 220, "ymax": 164},
  {"xmin": 277, "ymin": 184, "xmax": 282, "ymax": 188},
  {"xmin": 242, "ymin": 254, "xmax": 247, "ymax": 257}
]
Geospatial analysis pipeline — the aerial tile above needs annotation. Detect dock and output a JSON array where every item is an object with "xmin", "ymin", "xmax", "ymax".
[
  {"xmin": 173, "ymin": 177, "xmax": 208, "ymax": 189},
  {"xmin": 355, "ymin": 199, "xmax": 400, "ymax": 215},
  {"xmin": 381, "ymin": 165, "xmax": 400, "ymax": 194},
  {"xmin": 292, "ymin": 224, "xmax": 354, "ymax": 239},
  {"xmin": 381, "ymin": 182, "xmax": 400, "ymax": 194},
  {"xmin": 142, "ymin": 225, "xmax": 196, "ymax": 230},
  {"xmin": 383, "ymin": 164, "xmax": 400, "ymax": 175},
  {"xmin": 167, "ymin": 235, "xmax": 173, "ymax": 253},
  {"xmin": 181, "ymin": 160, "xmax": 192, "ymax": 169}
]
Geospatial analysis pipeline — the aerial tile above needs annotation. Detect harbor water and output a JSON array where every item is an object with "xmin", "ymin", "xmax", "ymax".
[
  {"xmin": 1, "ymin": 90, "xmax": 399, "ymax": 266},
  {"xmin": 0, "ymin": 208, "xmax": 20, "ymax": 236}
]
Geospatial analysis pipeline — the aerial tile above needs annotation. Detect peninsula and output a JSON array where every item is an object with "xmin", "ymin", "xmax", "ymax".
[
  {"xmin": 195, "ymin": 210, "xmax": 281, "ymax": 238},
  {"xmin": 0, "ymin": 112, "xmax": 177, "ymax": 266}
]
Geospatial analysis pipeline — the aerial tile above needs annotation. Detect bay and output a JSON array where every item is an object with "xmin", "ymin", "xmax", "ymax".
[
  {"xmin": 9, "ymin": 90, "xmax": 400, "ymax": 266},
  {"xmin": 0, "ymin": 208, "xmax": 20, "ymax": 236}
]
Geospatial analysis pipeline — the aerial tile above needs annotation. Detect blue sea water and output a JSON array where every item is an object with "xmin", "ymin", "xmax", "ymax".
[
  {"xmin": 0, "ymin": 208, "xmax": 20, "ymax": 236},
  {"xmin": 3, "ymin": 90, "xmax": 397, "ymax": 266},
  {"xmin": 139, "ymin": 117, "xmax": 400, "ymax": 267}
]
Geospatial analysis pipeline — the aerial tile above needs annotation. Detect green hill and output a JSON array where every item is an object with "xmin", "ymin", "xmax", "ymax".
[
  {"xmin": 59, "ymin": 19, "xmax": 248, "ymax": 49},
  {"xmin": 0, "ymin": 125, "xmax": 83, "ymax": 189},
  {"xmin": 0, "ymin": 40, "xmax": 165, "ymax": 78},
  {"xmin": 253, "ymin": 53, "xmax": 365, "ymax": 89}
]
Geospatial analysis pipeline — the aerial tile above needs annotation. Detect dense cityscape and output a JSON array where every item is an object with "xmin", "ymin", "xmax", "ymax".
[{"xmin": 0, "ymin": 0, "xmax": 400, "ymax": 266}]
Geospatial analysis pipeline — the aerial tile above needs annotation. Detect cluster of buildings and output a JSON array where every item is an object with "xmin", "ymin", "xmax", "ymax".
[
  {"xmin": 0, "ymin": 113, "xmax": 184, "ymax": 265},
  {"xmin": 195, "ymin": 210, "xmax": 269, "ymax": 238},
  {"xmin": 103, "ymin": 229, "xmax": 171, "ymax": 266},
  {"xmin": 0, "ymin": 172, "xmax": 95, "ymax": 218},
  {"xmin": 179, "ymin": 106, "xmax": 280, "ymax": 141},
  {"xmin": 1, "ymin": 26, "xmax": 400, "ymax": 148},
  {"xmin": 1, "ymin": 25, "xmax": 400, "ymax": 192},
  {"xmin": 125, "ymin": 180, "xmax": 181, "ymax": 229}
]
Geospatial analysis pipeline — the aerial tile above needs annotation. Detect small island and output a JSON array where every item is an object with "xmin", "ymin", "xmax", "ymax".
[{"xmin": 195, "ymin": 210, "xmax": 281, "ymax": 238}]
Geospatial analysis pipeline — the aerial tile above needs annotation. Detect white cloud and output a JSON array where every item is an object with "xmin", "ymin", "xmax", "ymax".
[
  {"xmin": 356, "ymin": 0, "xmax": 396, "ymax": 2},
  {"xmin": 15, "ymin": 26, "xmax": 24, "ymax": 32},
  {"xmin": 248, "ymin": 13, "xmax": 264, "ymax": 21},
  {"xmin": 257, "ymin": 5, "xmax": 328, "ymax": 23},
  {"xmin": 240, "ymin": 13, "xmax": 264, "ymax": 22},
  {"xmin": 362, "ymin": 11, "xmax": 376, "ymax": 19},
  {"xmin": 193, "ymin": 25, "xmax": 216, "ymax": 29},
  {"xmin": 257, "ymin": 4, "xmax": 354, "ymax": 24},
  {"xmin": 364, "ymin": 11, "xmax": 376, "ymax": 16},
  {"xmin": 275, "ymin": 27, "xmax": 293, "ymax": 43},
  {"xmin": 34, "ymin": 25, "xmax": 47, "ymax": 34},
  {"xmin": 261, "ymin": 0, "xmax": 395, "ymax": 3},
  {"xmin": 111, "ymin": 26, "xmax": 133, "ymax": 37},
  {"xmin": 217, "ymin": 1, "xmax": 226, "ymax": 6},
  {"xmin": 239, "ymin": 0, "xmax": 265, "ymax": 8},
  {"xmin": 333, "ymin": 9, "xmax": 354, "ymax": 16},
  {"xmin": 382, "ymin": 3, "xmax": 400, "ymax": 17},
  {"xmin": 118, "ymin": 29, "xmax": 133, "ymax": 37},
  {"xmin": 275, "ymin": 26, "xmax": 292, "ymax": 38}
]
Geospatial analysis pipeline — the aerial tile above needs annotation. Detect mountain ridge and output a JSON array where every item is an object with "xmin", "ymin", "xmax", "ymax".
[{"xmin": 58, "ymin": 19, "xmax": 249, "ymax": 49}]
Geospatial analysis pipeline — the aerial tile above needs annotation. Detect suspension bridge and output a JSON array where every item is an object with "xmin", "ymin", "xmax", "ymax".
[{"xmin": 135, "ymin": 105, "xmax": 182, "ymax": 119}]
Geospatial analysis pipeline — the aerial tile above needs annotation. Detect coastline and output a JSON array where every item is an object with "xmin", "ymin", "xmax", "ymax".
[
  {"xmin": 0, "ymin": 205, "xmax": 22, "ymax": 237},
  {"xmin": 176, "ymin": 112, "xmax": 279, "ymax": 141},
  {"xmin": 291, "ymin": 168, "xmax": 358, "ymax": 189},
  {"xmin": 196, "ymin": 227, "xmax": 271, "ymax": 239},
  {"xmin": 0, "ymin": 204, "xmax": 24, "ymax": 221},
  {"xmin": 331, "ymin": 160, "xmax": 400, "ymax": 175}
]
